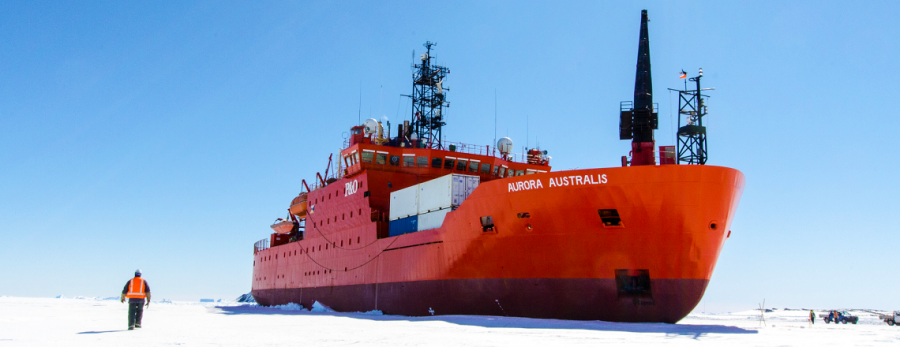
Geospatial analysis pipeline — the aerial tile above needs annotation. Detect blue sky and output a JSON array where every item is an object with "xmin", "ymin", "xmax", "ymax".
[{"xmin": 1, "ymin": 1, "xmax": 898, "ymax": 312}]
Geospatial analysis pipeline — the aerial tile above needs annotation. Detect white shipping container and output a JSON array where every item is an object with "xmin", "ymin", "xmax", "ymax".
[
  {"xmin": 417, "ymin": 208, "xmax": 451, "ymax": 231},
  {"xmin": 392, "ymin": 174, "xmax": 480, "ymax": 221},
  {"xmin": 465, "ymin": 175, "xmax": 479, "ymax": 198},
  {"xmin": 389, "ymin": 184, "xmax": 419, "ymax": 221},
  {"xmin": 450, "ymin": 175, "xmax": 466, "ymax": 207},
  {"xmin": 418, "ymin": 174, "xmax": 454, "ymax": 214}
]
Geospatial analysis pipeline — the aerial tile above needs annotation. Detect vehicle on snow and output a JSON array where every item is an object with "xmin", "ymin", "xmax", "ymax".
[
  {"xmin": 823, "ymin": 311, "xmax": 858, "ymax": 324},
  {"xmin": 879, "ymin": 311, "xmax": 900, "ymax": 326}
]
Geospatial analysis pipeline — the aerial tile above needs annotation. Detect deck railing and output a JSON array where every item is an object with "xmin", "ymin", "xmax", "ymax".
[{"xmin": 254, "ymin": 238, "xmax": 269, "ymax": 254}]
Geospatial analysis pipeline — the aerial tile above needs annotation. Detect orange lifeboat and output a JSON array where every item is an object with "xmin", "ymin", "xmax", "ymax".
[
  {"xmin": 269, "ymin": 218, "xmax": 295, "ymax": 234},
  {"xmin": 288, "ymin": 193, "xmax": 308, "ymax": 219}
]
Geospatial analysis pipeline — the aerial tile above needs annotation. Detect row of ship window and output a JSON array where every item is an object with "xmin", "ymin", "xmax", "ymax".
[
  {"xmin": 257, "ymin": 237, "xmax": 363, "ymax": 263},
  {"xmin": 346, "ymin": 152, "xmax": 530, "ymax": 177},
  {"xmin": 255, "ymin": 268, "xmax": 334, "ymax": 282},
  {"xmin": 313, "ymin": 209, "xmax": 363, "ymax": 227}
]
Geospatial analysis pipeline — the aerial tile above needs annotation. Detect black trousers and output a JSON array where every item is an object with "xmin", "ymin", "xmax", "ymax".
[{"xmin": 128, "ymin": 302, "xmax": 144, "ymax": 328}]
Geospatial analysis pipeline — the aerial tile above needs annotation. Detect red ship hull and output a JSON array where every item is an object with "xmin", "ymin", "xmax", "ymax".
[{"xmin": 251, "ymin": 164, "xmax": 744, "ymax": 323}]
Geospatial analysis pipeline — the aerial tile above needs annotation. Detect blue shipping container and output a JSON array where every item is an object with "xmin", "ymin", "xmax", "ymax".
[{"xmin": 389, "ymin": 216, "xmax": 418, "ymax": 237}]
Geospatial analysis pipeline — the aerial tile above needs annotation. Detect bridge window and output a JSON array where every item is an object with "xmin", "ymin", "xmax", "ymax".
[
  {"xmin": 515, "ymin": 170, "xmax": 525, "ymax": 176},
  {"xmin": 417, "ymin": 156, "xmax": 427, "ymax": 167},
  {"xmin": 481, "ymin": 163, "xmax": 491, "ymax": 174},
  {"xmin": 376, "ymin": 153, "xmax": 387, "ymax": 165},
  {"xmin": 354, "ymin": 153, "xmax": 360, "ymax": 165},
  {"xmin": 361, "ymin": 152, "xmax": 374, "ymax": 163},
  {"xmin": 499, "ymin": 167, "xmax": 506, "ymax": 177},
  {"xmin": 469, "ymin": 161, "xmax": 478, "ymax": 173},
  {"xmin": 444, "ymin": 158, "xmax": 455, "ymax": 169},
  {"xmin": 456, "ymin": 160, "xmax": 467, "ymax": 171},
  {"xmin": 517, "ymin": 212, "xmax": 531, "ymax": 218},
  {"xmin": 389, "ymin": 155, "xmax": 400, "ymax": 166},
  {"xmin": 432, "ymin": 157, "xmax": 442, "ymax": 168},
  {"xmin": 493, "ymin": 165, "xmax": 500, "ymax": 176},
  {"xmin": 403, "ymin": 156, "xmax": 414, "ymax": 167}
]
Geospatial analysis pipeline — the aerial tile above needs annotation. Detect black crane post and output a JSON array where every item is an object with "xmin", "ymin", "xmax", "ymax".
[{"xmin": 619, "ymin": 10, "xmax": 659, "ymax": 166}]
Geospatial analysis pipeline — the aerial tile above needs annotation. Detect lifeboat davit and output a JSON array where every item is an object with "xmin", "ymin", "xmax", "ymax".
[
  {"xmin": 269, "ymin": 218, "xmax": 295, "ymax": 234},
  {"xmin": 288, "ymin": 193, "xmax": 308, "ymax": 219}
]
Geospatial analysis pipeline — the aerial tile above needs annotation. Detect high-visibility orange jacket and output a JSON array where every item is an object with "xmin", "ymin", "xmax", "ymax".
[{"xmin": 125, "ymin": 277, "xmax": 147, "ymax": 299}]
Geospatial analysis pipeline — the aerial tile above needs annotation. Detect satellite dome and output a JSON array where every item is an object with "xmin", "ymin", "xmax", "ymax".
[
  {"xmin": 497, "ymin": 137, "xmax": 513, "ymax": 155},
  {"xmin": 363, "ymin": 118, "xmax": 379, "ymax": 135}
]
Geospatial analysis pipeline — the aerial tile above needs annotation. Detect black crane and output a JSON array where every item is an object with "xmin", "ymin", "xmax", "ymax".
[{"xmin": 619, "ymin": 10, "xmax": 658, "ymax": 166}]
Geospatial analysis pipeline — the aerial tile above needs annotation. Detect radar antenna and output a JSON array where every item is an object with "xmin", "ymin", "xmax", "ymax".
[{"xmin": 406, "ymin": 41, "xmax": 450, "ymax": 149}]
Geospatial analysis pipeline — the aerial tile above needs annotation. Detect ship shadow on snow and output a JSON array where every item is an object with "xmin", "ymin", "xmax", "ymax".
[{"xmin": 214, "ymin": 305, "xmax": 756, "ymax": 338}]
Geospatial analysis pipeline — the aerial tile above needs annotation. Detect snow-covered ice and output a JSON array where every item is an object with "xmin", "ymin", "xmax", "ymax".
[{"xmin": 0, "ymin": 296, "xmax": 897, "ymax": 346}]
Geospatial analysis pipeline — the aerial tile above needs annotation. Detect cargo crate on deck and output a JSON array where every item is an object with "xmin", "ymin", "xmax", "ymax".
[
  {"xmin": 388, "ymin": 173, "xmax": 480, "ymax": 234},
  {"xmin": 389, "ymin": 184, "xmax": 419, "ymax": 221},
  {"xmin": 389, "ymin": 216, "xmax": 418, "ymax": 237},
  {"xmin": 417, "ymin": 209, "xmax": 450, "ymax": 231}
]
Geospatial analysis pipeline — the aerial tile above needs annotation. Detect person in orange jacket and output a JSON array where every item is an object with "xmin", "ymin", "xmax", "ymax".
[{"xmin": 120, "ymin": 269, "xmax": 151, "ymax": 330}]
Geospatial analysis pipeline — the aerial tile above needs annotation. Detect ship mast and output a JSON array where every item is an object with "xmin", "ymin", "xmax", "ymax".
[
  {"xmin": 619, "ymin": 10, "xmax": 658, "ymax": 166},
  {"xmin": 407, "ymin": 41, "xmax": 450, "ymax": 149},
  {"xmin": 674, "ymin": 69, "xmax": 714, "ymax": 165}
]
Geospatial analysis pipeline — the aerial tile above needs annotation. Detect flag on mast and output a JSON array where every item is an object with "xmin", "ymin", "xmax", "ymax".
[{"xmin": 679, "ymin": 70, "xmax": 687, "ymax": 79}]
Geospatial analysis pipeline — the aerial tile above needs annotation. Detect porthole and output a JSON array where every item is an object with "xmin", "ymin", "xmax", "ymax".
[{"xmin": 710, "ymin": 222, "xmax": 718, "ymax": 230}]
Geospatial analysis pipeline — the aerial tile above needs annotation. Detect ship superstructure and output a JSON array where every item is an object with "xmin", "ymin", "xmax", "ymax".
[{"xmin": 251, "ymin": 11, "xmax": 744, "ymax": 323}]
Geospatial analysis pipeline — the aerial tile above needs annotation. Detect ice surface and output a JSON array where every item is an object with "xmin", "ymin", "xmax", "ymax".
[
  {"xmin": 273, "ymin": 302, "xmax": 305, "ymax": 311},
  {"xmin": 310, "ymin": 301, "xmax": 335, "ymax": 312},
  {"xmin": 234, "ymin": 293, "xmax": 255, "ymax": 303},
  {"xmin": 0, "ymin": 296, "xmax": 898, "ymax": 346}
]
